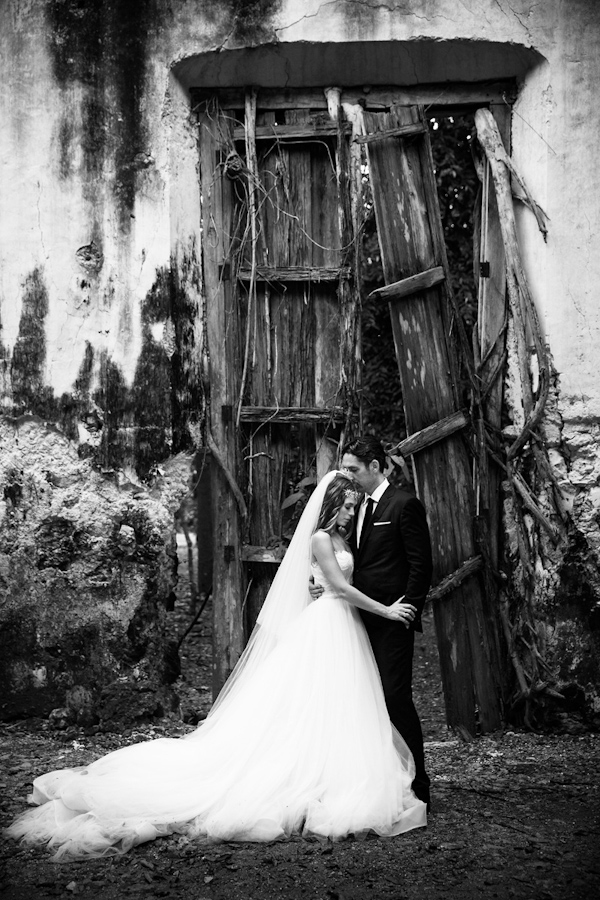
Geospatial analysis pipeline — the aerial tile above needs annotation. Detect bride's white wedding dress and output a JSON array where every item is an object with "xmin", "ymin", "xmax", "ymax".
[{"xmin": 6, "ymin": 549, "xmax": 426, "ymax": 859}]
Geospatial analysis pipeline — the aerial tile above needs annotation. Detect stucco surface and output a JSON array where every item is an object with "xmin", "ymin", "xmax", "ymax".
[{"xmin": 2, "ymin": 1, "xmax": 599, "ymax": 411}]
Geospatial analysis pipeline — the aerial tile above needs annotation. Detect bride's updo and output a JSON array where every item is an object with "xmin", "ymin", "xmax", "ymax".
[{"xmin": 315, "ymin": 472, "xmax": 361, "ymax": 537}]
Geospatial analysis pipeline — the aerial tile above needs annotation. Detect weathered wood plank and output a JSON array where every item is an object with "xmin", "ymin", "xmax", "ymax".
[
  {"xmin": 233, "ymin": 121, "xmax": 352, "ymax": 141},
  {"xmin": 354, "ymin": 122, "xmax": 428, "ymax": 144},
  {"xmin": 474, "ymin": 102, "xmax": 510, "ymax": 572},
  {"xmin": 396, "ymin": 409, "xmax": 469, "ymax": 457},
  {"xmin": 329, "ymin": 90, "xmax": 362, "ymax": 462},
  {"xmin": 192, "ymin": 81, "xmax": 517, "ymax": 112},
  {"xmin": 239, "ymin": 406, "xmax": 347, "ymax": 424},
  {"xmin": 365, "ymin": 104, "xmax": 504, "ymax": 733},
  {"xmin": 368, "ymin": 266, "xmax": 445, "ymax": 302},
  {"xmin": 475, "ymin": 107, "xmax": 550, "ymax": 461},
  {"xmin": 427, "ymin": 556, "xmax": 483, "ymax": 603},
  {"xmin": 238, "ymin": 265, "xmax": 350, "ymax": 283},
  {"xmin": 198, "ymin": 104, "xmax": 246, "ymax": 695}
]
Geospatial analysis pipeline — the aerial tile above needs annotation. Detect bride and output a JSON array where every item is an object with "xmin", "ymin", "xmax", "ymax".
[{"xmin": 6, "ymin": 471, "xmax": 427, "ymax": 859}]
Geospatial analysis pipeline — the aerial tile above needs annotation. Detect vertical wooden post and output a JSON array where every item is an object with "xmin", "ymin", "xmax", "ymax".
[
  {"xmin": 330, "ymin": 92, "xmax": 362, "ymax": 461},
  {"xmin": 198, "ymin": 105, "xmax": 246, "ymax": 695},
  {"xmin": 475, "ymin": 104, "xmax": 511, "ymax": 574}
]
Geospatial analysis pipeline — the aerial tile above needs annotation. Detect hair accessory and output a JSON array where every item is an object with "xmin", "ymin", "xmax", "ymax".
[{"xmin": 343, "ymin": 488, "xmax": 360, "ymax": 500}]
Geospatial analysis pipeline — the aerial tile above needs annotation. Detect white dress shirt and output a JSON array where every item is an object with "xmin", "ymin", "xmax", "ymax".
[{"xmin": 357, "ymin": 478, "xmax": 389, "ymax": 545}]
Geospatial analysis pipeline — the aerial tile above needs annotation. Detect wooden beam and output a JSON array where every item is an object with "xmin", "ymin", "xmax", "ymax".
[
  {"xmin": 238, "ymin": 406, "xmax": 347, "ymax": 424},
  {"xmin": 427, "ymin": 556, "xmax": 483, "ymax": 603},
  {"xmin": 354, "ymin": 123, "xmax": 428, "ymax": 144},
  {"xmin": 199, "ymin": 106, "xmax": 246, "ymax": 695},
  {"xmin": 395, "ymin": 409, "xmax": 470, "ymax": 457},
  {"xmin": 369, "ymin": 266, "xmax": 445, "ymax": 301},
  {"xmin": 475, "ymin": 108, "xmax": 550, "ymax": 461},
  {"xmin": 474, "ymin": 102, "xmax": 510, "ymax": 572},
  {"xmin": 233, "ymin": 122, "xmax": 352, "ymax": 141},
  {"xmin": 192, "ymin": 81, "xmax": 518, "ymax": 113},
  {"xmin": 237, "ymin": 265, "xmax": 351, "ymax": 283}
]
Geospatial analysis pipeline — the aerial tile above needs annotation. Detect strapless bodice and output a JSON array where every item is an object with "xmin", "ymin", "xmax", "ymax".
[{"xmin": 311, "ymin": 548, "xmax": 354, "ymax": 594}]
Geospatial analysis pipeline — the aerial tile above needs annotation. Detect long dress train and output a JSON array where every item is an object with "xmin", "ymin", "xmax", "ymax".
[{"xmin": 6, "ymin": 550, "xmax": 426, "ymax": 859}]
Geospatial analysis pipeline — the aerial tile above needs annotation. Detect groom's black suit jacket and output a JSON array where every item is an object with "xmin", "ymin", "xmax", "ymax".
[{"xmin": 349, "ymin": 484, "xmax": 433, "ymax": 632}]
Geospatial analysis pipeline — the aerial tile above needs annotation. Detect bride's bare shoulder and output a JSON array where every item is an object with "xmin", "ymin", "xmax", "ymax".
[{"xmin": 311, "ymin": 530, "xmax": 333, "ymax": 550}]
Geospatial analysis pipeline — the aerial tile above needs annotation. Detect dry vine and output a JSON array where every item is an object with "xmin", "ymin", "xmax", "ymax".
[{"xmin": 472, "ymin": 109, "xmax": 567, "ymax": 728}]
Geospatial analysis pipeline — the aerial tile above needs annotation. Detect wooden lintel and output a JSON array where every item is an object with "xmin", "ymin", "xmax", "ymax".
[
  {"xmin": 237, "ymin": 265, "xmax": 351, "ymax": 283},
  {"xmin": 397, "ymin": 409, "xmax": 470, "ymax": 457},
  {"xmin": 192, "ymin": 82, "xmax": 517, "ymax": 113},
  {"xmin": 239, "ymin": 406, "xmax": 347, "ymax": 424},
  {"xmin": 233, "ymin": 122, "xmax": 352, "ymax": 142},
  {"xmin": 355, "ymin": 122, "xmax": 428, "ymax": 144},
  {"xmin": 242, "ymin": 545, "xmax": 285, "ymax": 564},
  {"xmin": 427, "ymin": 556, "xmax": 483, "ymax": 603},
  {"xmin": 369, "ymin": 266, "xmax": 445, "ymax": 301}
]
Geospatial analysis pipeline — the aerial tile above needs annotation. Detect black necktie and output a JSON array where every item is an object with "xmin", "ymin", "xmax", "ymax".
[{"xmin": 360, "ymin": 497, "xmax": 374, "ymax": 545}]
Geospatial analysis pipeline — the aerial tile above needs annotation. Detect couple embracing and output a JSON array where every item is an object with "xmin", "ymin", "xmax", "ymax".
[
  {"xmin": 318, "ymin": 435, "xmax": 433, "ymax": 810},
  {"xmin": 7, "ymin": 436, "xmax": 433, "ymax": 858}
]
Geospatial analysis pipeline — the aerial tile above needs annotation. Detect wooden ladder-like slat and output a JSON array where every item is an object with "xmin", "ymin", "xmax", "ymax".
[
  {"xmin": 237, "ymin": 266, "xmax": 351, "ymax": 283},
  {"xmin": 368, "ymin": 266, "xmax": 445, "ymax": 301},
  {"xmin": 354, "ymin": 122, "xmax": 428, "ymax": 144},
  {"xmin": 394, "ymin": 409, "xmax": 469, "ymax": 457},
  {"xmin": 233, "ymin": 122, "xmax": 353, "ymax": 141},
  {"xmin": 233, "ymin": 405, "xmax": 347, "ymax": 424}
]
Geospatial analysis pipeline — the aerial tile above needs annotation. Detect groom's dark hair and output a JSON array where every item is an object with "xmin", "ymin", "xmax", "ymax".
[{"xmin": 342, "ymin": 436, "xmax": 387, "ymax": 473}]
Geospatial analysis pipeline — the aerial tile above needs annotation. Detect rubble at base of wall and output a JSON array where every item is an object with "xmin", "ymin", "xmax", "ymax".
[{"xmin": 0, "ymin": 415, "xmax": 193, "ymax": 726}]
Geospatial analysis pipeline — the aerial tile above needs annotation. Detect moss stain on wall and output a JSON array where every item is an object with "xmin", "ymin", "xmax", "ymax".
[{"xmin": 46, "ymin": 0, "xmax": 164, "ymax": 223}]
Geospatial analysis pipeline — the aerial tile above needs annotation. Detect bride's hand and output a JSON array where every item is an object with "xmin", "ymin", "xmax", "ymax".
[{"xmin": 386, "ymin": 599, "xmax": 417, "ymax": 627}]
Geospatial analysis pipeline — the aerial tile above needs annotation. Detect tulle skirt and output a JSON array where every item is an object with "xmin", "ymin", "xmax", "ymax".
[{"xmin": 6, "ymin": 593, "xmax": 426, "ymax": 859}]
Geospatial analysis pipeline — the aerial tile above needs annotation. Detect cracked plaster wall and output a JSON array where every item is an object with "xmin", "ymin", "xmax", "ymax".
[{"xmin": 1, "ymin": 0, "xmax": 600, "ymax": 721}]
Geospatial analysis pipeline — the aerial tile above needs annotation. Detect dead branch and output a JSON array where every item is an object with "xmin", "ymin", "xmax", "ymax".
[
  {"xmin": 236, "ymin": 89, "xmax": 259, "ymax": 430},
  {"xmin": 206, "ymin": 428, "xmax": 248, "ymax": 519}
]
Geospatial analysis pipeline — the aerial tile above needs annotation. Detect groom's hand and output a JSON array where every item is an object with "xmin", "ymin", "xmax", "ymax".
[{"xmin": 309, "ymin": 576, "xmax": 324, "ymax": 599}]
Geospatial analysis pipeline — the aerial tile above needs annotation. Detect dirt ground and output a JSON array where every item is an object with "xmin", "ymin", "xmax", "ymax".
[{"xmin": 1, "ymin": 545, "xmax": 599, "ymax": 899}]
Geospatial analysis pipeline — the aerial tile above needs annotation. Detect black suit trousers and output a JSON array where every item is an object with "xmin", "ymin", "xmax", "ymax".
[{"xmin": 360, "ymin": 613, "xmax": 430, "ymax": 802}]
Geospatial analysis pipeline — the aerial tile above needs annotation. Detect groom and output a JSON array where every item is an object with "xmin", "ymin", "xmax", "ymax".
[{"xmin": 315, "ymin": 435, "xmax": 433, "ymax": 807}]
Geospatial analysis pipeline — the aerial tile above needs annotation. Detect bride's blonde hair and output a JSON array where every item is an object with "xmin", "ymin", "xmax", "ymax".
[{"xmin": 315, "ymin": 473, "xmax": 361, "ymax": 537}]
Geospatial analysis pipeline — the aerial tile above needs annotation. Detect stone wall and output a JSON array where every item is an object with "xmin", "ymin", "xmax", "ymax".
[
  {"xmin": 1, "ymin": 0, "xmax": 600, "ymax": 723},
  {"xmin": 0, "ymin": 415, "xmax": 192, "ymax": 724}
]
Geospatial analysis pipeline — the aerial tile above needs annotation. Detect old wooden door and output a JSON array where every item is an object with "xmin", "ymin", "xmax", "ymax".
[
  {"xmin": 363, "ymin": 104, "xmax": 506, "ymax": 733},
  {"xmin": 198, "ymin": 90, "xmax": 362, "ymax": 693}
]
